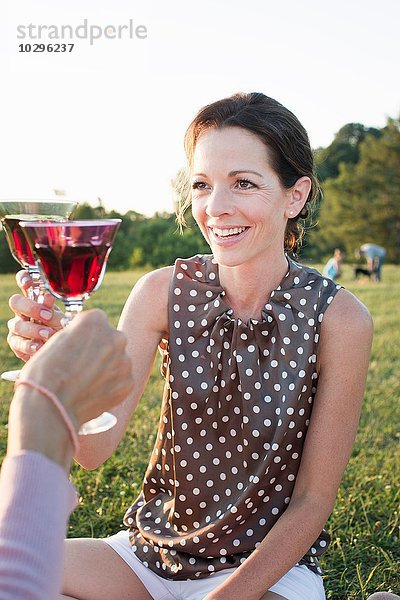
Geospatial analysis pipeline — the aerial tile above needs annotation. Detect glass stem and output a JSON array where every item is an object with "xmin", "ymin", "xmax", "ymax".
[
  {"xmin": 63, "ymin": 301, "xmax": 84, "ymax": 325},
  {"xmin": 28, "ymin": 268, "xmax": 46, "ymax": 304}
]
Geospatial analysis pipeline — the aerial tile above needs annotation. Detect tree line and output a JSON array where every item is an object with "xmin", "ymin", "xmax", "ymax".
[
  {"xmin": 312, "ymin": 118, "xmax": 400, "ymax": 263},
  {"xmin": 1, "ymin": 114, "xmax": 399, "ymax": 273}
]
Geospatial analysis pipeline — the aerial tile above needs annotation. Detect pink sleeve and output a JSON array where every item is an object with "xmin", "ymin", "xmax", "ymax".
[{"xmin": 0, "ymin": 451, "xmax": 77, "ymax": 600}]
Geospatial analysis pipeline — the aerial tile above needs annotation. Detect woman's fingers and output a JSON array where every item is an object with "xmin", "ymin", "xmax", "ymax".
[
  {"xmin": 7, "ymin": 317, "xmax": 54, "ymax": 342},
  {"xmin": 42, "ymin": 293, "xmax": 56, "ymax": 309},
  {"xmin": 15, "ymin": 270, "xmax": 57, "ymax": 307},
  {"xmin": 9, "ymin": 294, "xmax": 62, "ymax": 330},
  {"xmin": 6, "ymin": 329, "xmax": 43, "ymax": 359},
  {"xmin": 16, "ymin": 270, "xmax": 33, "ymax": 297},
  {"xmin": 7, "ymin": 294, "xmax": 61, "ymax": 360}
]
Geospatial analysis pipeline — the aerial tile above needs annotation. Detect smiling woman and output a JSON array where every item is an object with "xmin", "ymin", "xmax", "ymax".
[
  {"xmin": 6, "ymin": 92, "xmax": 373, "ymax": 600},
  {"xmin": 189, "ymin": 127, "xmax": 311, "ymax": 293},
  {"xmin": 179, "ymin": 92, "xmax": 320, "ymax": 257}
]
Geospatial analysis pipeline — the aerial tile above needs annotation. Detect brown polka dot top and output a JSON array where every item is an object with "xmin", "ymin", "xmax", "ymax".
[{"xmin": 124, "ymin": 254, "xmax": 342, "ymax": 580}]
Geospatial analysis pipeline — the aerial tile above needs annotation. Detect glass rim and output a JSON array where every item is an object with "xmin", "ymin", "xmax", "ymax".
[{"xmin": 19, "ymin": 218, "xmax": 122, "ymax": 227}]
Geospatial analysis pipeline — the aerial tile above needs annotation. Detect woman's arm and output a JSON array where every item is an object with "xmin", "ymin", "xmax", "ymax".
[
  {"xmin": 205, "ymin": 289, "xmax": 373, "ymax": 600},
  {"xmin": 74, "ymin": 266, "xmax": 172, "ymax": 469},
  {"xmin": 0, "ymin": 309, "xmax": 134, "ymax": 600}
]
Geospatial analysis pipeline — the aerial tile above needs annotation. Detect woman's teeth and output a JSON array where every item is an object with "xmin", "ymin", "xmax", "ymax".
[{"xmin": 212, "ymin": 226, "xmax": 246, "ymax": 237}]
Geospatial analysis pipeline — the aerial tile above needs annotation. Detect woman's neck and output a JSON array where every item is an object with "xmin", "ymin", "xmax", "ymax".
[{"xmin": 218, "ymin": 253, "xmax": 289, "ymax": 322}]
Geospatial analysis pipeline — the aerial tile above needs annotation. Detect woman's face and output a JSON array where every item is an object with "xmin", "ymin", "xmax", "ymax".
[{"xmin": 191, "ymin": 126, "xmax": 295, "ymax": 269}]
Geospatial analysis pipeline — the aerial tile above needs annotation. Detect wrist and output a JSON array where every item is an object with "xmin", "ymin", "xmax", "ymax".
[
  {"xmin": 8, "ymin": 386, "xmax": 74, "ymax": 472},
  {"xmin": 21, "ymin": 359, "xmax": 78, "ymax": 427}
]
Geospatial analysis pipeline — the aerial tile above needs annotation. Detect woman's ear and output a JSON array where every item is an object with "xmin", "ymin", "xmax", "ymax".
[{"xmin": 285, "ymin": 176, "xmax": 312, "ymax": 218}]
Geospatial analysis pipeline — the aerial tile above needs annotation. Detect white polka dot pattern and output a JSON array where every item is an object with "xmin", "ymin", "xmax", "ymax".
[{"xmin": 124, "ymin": 255, "xmax": 341, "ymax": 580}]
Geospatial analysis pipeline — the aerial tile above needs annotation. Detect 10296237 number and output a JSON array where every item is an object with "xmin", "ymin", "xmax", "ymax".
[{"xmin": 18, "ymin": 43, "xmax": 75, "ymax": 52}]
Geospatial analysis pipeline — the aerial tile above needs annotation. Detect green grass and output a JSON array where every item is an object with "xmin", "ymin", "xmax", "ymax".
[{"xmin": 0, "ymin": 265, "xmax": 399, "ymax": 599}]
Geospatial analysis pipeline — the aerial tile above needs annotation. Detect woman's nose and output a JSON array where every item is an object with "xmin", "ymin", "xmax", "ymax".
[{"xmin": 205, "ymin": 187, "xmax": 235, "ymax": 217}]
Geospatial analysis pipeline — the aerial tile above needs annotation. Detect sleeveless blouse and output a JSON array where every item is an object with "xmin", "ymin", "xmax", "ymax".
[{"xmin": 124, "ymin": 254, "xmax": 341, "ymax": 580}]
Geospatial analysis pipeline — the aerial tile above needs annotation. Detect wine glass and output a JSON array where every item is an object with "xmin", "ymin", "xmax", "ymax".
[
  {"xmin": 20, "ymin": 219, "xmax": 122, "ymax": 435},
  {"xmin": 0, "ymin": 199, "xmax": 78, "ymax": 382}
]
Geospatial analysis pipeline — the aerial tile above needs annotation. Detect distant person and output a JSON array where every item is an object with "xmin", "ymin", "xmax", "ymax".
[
  {"xmin": 0, "ymin": 310, "xmax": 134, "ymax": 600},
  {"xmin": 323, "ymin": 248, "xmax": 343, "ymax": 280},
  {"xmin": 359, "ymin": 243, "xmax": 386, "ymax": 282}
]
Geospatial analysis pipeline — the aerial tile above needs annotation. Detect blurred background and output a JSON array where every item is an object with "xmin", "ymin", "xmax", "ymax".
[{"xmin": 0, "ymin": 0, "xmax": 399, "ymax": 272}]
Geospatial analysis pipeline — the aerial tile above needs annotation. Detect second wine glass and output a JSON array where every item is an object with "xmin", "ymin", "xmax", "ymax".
[
  {"xmin": 20, "ymin": 218, "xmax": 122, "ymax": 435},
  {"xmin": 0, "ymin": 200, "xmax": 78, "ymax": 301},
  {"xmin": 0, "ymin": 199, "xmax": 78, "ymax": 382}
]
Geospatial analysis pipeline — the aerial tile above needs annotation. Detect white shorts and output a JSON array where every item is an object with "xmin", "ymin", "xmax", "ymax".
[{"xmin": 104, "ymin": 530, "xmax": 325, "ymax": 600}]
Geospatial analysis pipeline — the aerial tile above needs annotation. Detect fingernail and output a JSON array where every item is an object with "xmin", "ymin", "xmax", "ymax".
[
  {"xmin": 21, "ymin": 276, "xmax": 30, "ymax": 286},
  {"xmin": 40, "ymin": 309, "xmax": 52, "ymax": 321},
  {"xmin": 39, "ymin": 329, "xmax": 50, "ymax": 339},
  {"xmin": 30, "ymin": 343, "xmax": 39, "ymax": 352}
]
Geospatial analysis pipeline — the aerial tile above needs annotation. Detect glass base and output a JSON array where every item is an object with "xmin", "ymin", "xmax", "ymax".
[
  {"xmin": 1, "ymin": 369, "xmax": 21, "ymax": 382},
  {"xmin": 78, "ymin": 411, "xmax": 117, "ymax": 435}
]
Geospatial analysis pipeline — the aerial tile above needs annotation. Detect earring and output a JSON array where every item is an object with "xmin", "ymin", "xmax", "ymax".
[{"xmin": 289, "ymin": 210, "xmax": 294, "ymax": 217}]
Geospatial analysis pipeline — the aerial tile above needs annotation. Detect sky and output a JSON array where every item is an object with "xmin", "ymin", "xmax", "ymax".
[{"xmin": 0, "ymin": 0, "xmax": 399, "ymax": 216}]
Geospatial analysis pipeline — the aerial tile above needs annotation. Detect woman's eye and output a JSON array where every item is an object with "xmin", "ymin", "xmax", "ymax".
[
  {"xmin": 192, "ymin": 181, "xmax": 208, "ymax": 190},
  {"xmin": 236, "ymin": 179, "xmax": 255, "ymax": 189}
]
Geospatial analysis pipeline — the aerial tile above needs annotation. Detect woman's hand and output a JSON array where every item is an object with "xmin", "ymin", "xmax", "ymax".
[
  {"xmin": 8, "ymin": 309, "xmax": 134, "ymax": 470},
  {"xmin": 19, "ymin": 309, "xmax": 134, "ymax": 427},
  {"xmin": 7, "ymin": 270, "xmax": 64, "ymax": 361}
]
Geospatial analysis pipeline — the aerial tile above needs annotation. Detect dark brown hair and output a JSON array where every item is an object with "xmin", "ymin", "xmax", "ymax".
[{"xmin": 177, "ymin": 92, "xmax": 320, "ymax": 254}]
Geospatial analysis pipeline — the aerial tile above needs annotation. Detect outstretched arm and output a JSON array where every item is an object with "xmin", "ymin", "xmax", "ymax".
[
  {"xmin": 73, "ymin": 267, "xmax": 172, "ymax": 469},
  {"xmin": 0, "ymin": 309, "xmax": 134, "ymax": 600}
]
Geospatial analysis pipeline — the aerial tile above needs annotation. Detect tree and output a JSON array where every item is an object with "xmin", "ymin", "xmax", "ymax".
[
  {"xmin": 130, "ymin": 212, "xmax": 209, "ymax": 268},
  {"xmin": 0, "ymin": 230, "xmax": 18, "ymax": 273},
  {"xmin": 314, "ymin": 123, "xmax": 381, "ymax": 182},
  {"xmin": 311, "ymin": 117, "xmax": 400, "ymax": 262},
  {"xmin": 73, "ymin": 203, "xmax": 98, "ymax": 219}
]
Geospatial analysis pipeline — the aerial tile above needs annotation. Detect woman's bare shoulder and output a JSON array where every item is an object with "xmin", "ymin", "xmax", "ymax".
[
  {"xmin": 316, "ymin": 288, "xmax": 373, "ymax": 376},
  {"xmin": 136, "ymin": 265, "xmax": 174, "ymax": 294},
  {"xmin": 324, "ymin": 287, "xmax": 373, "ymax": 332},
  {"xmin": 119, "ymin": 266, "xmax": 174, "ymax": 336}
]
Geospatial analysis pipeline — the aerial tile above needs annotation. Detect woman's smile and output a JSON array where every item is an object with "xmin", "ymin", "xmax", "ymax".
[{"xmin": 208, "ymin": 225, "xmax": 250, "ymax": 245}]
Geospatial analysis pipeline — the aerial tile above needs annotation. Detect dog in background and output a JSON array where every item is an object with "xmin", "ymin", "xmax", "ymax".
[{"xmin": 354, "ymin": 267, "xmax": 372, "ymax": 280}]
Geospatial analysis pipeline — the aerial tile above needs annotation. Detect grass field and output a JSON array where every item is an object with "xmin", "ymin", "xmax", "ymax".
[{"xmin": 0, "ymin": 264, "xmax": 399, "ymax": 599}]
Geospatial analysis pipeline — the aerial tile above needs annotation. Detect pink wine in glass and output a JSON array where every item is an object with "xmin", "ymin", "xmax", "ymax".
[
  {"xmin": 21, "ymin": 220, "xmax": 121, "ymax": 310},
  {"xmin": 0, "ymin": 201, "xmax": 78, "ymax": 271},
  {"xmin": 2, "ymin": 216, "xmax": 67, "ymax": 269},
  {"xmin": 3, "ymin": 216, "xmax": 37, "ymax": 268},
  {"xmin": 36, "ymin": 242, "xmax": 112, "ymax": 299}
]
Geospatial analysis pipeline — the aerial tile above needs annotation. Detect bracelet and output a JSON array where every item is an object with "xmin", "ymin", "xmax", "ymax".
[{"xmin": 14, "ymin": 379, "xmax": 80, "ymax": 454}]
